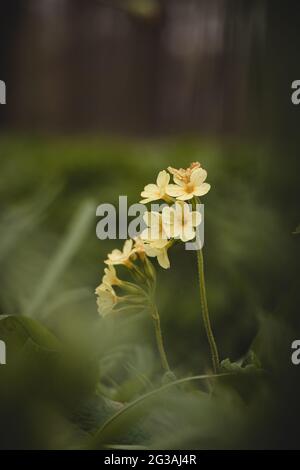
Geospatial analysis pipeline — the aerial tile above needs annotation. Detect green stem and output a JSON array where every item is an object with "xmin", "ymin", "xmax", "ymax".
[
  {"xmin": 196, "ymin": 248, "xmax": 220, "ymax": 374},
  {"xmin": 150, "ymin": 304, "xmax": 171, "ymax": 373}
]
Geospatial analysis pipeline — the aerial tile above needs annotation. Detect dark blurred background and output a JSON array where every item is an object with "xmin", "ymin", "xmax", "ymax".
[
  {"xmin": 0, "ymin": 0, "xmax": 288, "ymax": 135},
  {"xmin": 0, "ymin": 0, "xmax": 300, "ymax": 449}
]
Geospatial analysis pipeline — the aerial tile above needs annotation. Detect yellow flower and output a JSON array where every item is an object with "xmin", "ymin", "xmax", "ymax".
[
  {"xmin": 95, "ymin": 284, "xmax": 118, "ymax": 317},
  {"xmin": 105, "ymin": 239, "xmax": 134, "ymax": 267},
  {"xmin": 133, "ymin": 236, "xmax": 146, "ymax": 258},
  {"xmin": 144, "ymin": 243, "xmax": 170, "ymax": 269},
  {"xmin": 168, "ymin": 162, "xmax": 201, "ymax": 184},
  {"xmin": 102, "ymin": 265, "xmax": 122, "ymax": 288},
  {"xmin": 162, "ymin": 202, "xmax": 201, "ymax": 242},
  {"xmin": 166, "ymin": 166, "xmax": 210, "ymax": 201},
  {"xmin": 141, "ymin": 211, "xmax": 169, "ymax": 248},
  {"xmin": 140, "ymin": 170, "xmax": 170, "ymax": 204},
  {"xmin": 140, "ymin": 212, "xmax": 170, "ymax": 268}
]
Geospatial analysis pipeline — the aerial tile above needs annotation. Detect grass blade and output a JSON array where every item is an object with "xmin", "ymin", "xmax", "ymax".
[{"xmin": 26, "ymin": 200, "xmax": 95, "ymax": 318}]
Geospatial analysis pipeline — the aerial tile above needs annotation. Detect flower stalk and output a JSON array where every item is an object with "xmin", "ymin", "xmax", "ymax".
[
  {"xmin": 150, "ymin": 303, "xmax": 171, "ymax": 373},
  {"xmin": 196, "ymin": 248, "xmax": 219, "ymax": 374},
  {"xmin": 96, "ymin": 162, "xmax": 217, "ymax": 377}
]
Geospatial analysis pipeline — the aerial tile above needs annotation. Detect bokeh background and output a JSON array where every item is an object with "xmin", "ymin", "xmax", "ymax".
[{"xmin": 0, "ymin": 0, "xmax": 300, "ymax": 449}]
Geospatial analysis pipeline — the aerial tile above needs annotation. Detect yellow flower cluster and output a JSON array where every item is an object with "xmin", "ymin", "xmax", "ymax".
[
  {"xmin": 140, "ymin": 162, "xmax": 210, "ymax": 203},
  {"xmin": 96, "ymin": 162, "xmax": 210, "ymax": 317},
  {"xmin": 139, "ymin": 162, "xmax": 209, "ymax": 269}
]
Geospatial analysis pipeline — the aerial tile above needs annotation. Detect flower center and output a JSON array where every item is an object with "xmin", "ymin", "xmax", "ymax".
[{"xmin": 185, "ymin": 182, "xmax": 195, "ymax": 193}]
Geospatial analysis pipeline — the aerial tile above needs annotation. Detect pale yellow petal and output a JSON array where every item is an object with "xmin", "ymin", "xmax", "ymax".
[
  {"xmin": 143, "ymin": 211, "xmax": 151, "ymax": 225},
  {"xmin": 142, "ymin": 183, "xmax": 158, "ymax": 193},
  {"xmin": 108, "ymin": 249, "xmax": 123, "ymax": 261},
  {"xmin": 156, "ymin": 170, "xmax": 170, "ymax": 189},
  {"xmin": 190, "ymin": 168, "xmax": 207, "ymax": 186},
  {"xmin": 173, "ymin": 175, "xmax": 185, "ymax": 186},
  {"xmin": 166, "ymin": 184, "xmax": 185, "ymax": 197},
  {"xmin": 180, "ymin": 227, "xmax": 196, "ymax": 242},
  {"xmin": 140, "ymin": 197, "xmax": 155, "ymax": 204},
  {"xmin": 144, "ymin": 245, "xmax": 159, "ymax": 257},
  {"xmin": 194, "ymin": 182, "xmax": 211, "ymax": 196},
  {"xmin": 140, "ymin": 183, "xmax": 160, "ymax": 202},
  {"xmin": 123, "ymin": 239, "xmax": 133, "ymax": 256},
  {"xmin": 157, "ymin": 249, "xmax": 170, "ymax": 269},
  {"xmin": 177, "ymin": 192, "xmax": 194, "ymax": 201},
  {"xmin": 151, "ymin": 238, "xmax": 169, "ymax": 249},
  {"xmin": 191, "ymin": 211, "xmax": 202, "ymax": 227},
  {"xmin": 161, "ymin": 206, "xmax": 175, "ymax": 226},
  {"xmin": 96, "ymin": 289, "xmax": 116, "ymax": 317},
  {"xmin": 146, "ymin": 212, "xmax": 162, "ymax": 241},
  {"xmin": 140, "ymin": 228, "xmax": 151, "ymax": 240}
]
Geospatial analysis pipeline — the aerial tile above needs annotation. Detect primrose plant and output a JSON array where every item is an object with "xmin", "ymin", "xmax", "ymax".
[{"xmin": 95, "ymin": 162, "xmax": 220, "ymax": 375}]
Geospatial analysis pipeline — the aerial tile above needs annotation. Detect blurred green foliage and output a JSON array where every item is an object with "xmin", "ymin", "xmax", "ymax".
[{"xmin": 0, "ymin": 134, "xmax": 299, "ymax": 449}]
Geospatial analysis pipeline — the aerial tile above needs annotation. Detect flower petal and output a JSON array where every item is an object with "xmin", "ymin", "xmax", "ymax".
[
  {"xmin": 151, "ymin": 238, "xmax": 169, "ymax": 248},
  {"xmin": 140, "ymin": 197, "xmax": 155, "ymax": 204},
  {"xmin": 141, "ymin": 228, "xmax": 151, "ymax": 240},
  {"xmin": 191, "ymin": 211, "xmax": 202, "ymax": 227},
  {"xmin": 144, "ymin": 245, "xmax": 159, "ymax": 257},
  {"xmin": 190, "ymin": 168, "xmax": 207, "ymax": 186},
  {"xmin": 143, "ymin": 211, "xmax": 151, "ymax": 225},
  {"xmin": 123, "ymin": 239, "xmax": 133, "ymax": 256},
  {"xmin": 194, "ymin": 182, "xmax": 211, "ymax": 196},
  {"xmin": 180, "ymin": 228, "xmax": 196, "ymax": 242},
  {"xmin": 143, "ymin": 183, "xmax": 158, "ymax": 193},
  {"xmin": 161, "ymin": 206, "xmax": 175, "ymax": 226},
  {"xmin": 157, "ymin": 249, "xmax": 170, "ymax": 269},
  {"xmin": 146, "ymin": 212, "xmax": 161, "ymax": 237},
  {"xmin": 156, "ymin": 170, "xmax": 170, "ymax": 188},
  {"xmin": 108, "ymin": 249, "xmax": 123, "ymax": 260},
  {"xmin": 166, "ymin": 184, "xmax": 185, "ymax": 197},
  {"xmin": 173, "ymin": 175, "xmax": 185, "ymax": 186},
  {"xmin": 177, "ymin": 192, "xmax": 194, "ymax": 201},
  {"xmin": 97, "ymin": 291, "xmax": 115, "ymax": 317}
]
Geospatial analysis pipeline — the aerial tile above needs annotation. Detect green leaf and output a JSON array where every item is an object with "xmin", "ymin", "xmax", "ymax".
[
  {"xmin": 218, "ymin": 352, "xmax": 265, "ymax": 402},
  {"xmin": 72, "ymin": 394, "xmax": 123, "ymax": 434},
  {"xmin": 0, "ymin": 315, "xmax": 60, "ymax": 355},
  {"xmin": 0, "ymin": 315, "xmax": 99, "ymax": 410},
  {"xmin": 90, "ymin": 373, "xmax": 228, "ymax": 448}
]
